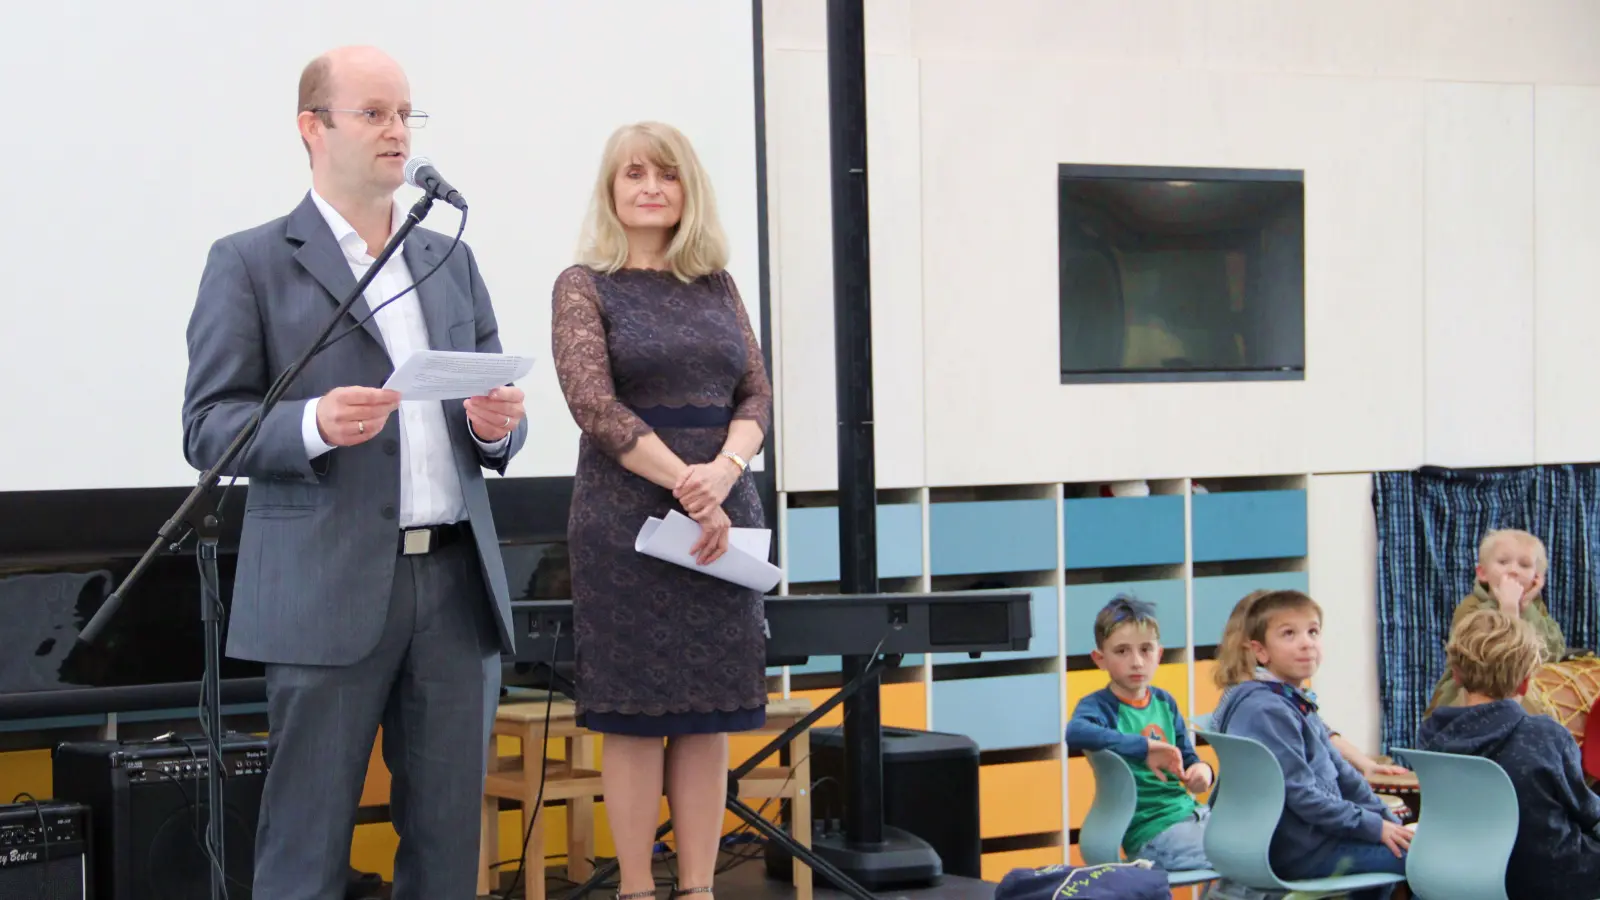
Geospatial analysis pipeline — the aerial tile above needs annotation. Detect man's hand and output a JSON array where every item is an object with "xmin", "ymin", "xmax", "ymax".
[
  {"xmin": 316, "ymin": 387, "xmax": 401, "ymax": 446},
  {"xmin": 1145, "ymin": 739, "xmax": 1184, "ymax": 783},
  {"xmin": 464, "ymin": 386, "xmax": 525, "ymax": 443},
  {"xmin": 1180, "ymin": 762, "xmax": 1213, "ymax": 793}
]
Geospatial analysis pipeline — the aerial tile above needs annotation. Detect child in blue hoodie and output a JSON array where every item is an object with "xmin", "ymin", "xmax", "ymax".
[
  {"xmin": 1417, "ymin": 607, "xmax": 1600, "ymax": 900},
  {"xmin": 1209, "ymin": 590, "xmax": 1410, "ymax": 899}
]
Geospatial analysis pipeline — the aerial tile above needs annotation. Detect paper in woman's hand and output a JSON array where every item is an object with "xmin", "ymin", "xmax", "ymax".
[{"xmin": 634, "ymin": 510, "xmax": 780, "ymax": 592}]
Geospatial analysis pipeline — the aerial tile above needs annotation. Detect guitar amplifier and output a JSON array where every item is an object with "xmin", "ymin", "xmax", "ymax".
[
  {"xmin": 0, "ymin": 800, "xmax": 89, "ymax": 900},
  {"xmin": 52, "ymin": 735, "xmax": 269, "ymax": 900}
]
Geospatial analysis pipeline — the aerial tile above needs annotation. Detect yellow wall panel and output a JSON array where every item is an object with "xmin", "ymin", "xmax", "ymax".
[
  {"xmin": 1066, "ymin": 755, "xmax": 1093, "ymax": 830},
  {"xmin": 1151, "ymin": 663, "xmax": 1189, "ymax": 716},
  {"xmin": 351, "ymin": 823, "xmax": 399, "ymax": 880},
  {"xmin": 789, "ymin": 681, "xmax": 926, "ymax": 731},
  {"xmin": 1065, "ymin": 668, "xmax": 1107, "ymax": 714},
  {"xmin": 1193, "ymin": 660, "xmax": 1222, "ymax": 716},
  {"xmin": 0, "ymin": 750, "xmax": 52, "ymax": 805},
  {"xmin": 979, "ymin": 759, "xmax": 1062, "ymax": 839},
  {"xmin": 980, "ymin": 845, "xmax": 1063, "ymax": 882}
]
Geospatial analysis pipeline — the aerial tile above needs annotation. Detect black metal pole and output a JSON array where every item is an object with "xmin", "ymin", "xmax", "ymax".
[{"xmin": 826, "ymin": 0, "xmax": 883, "ymax": 848}]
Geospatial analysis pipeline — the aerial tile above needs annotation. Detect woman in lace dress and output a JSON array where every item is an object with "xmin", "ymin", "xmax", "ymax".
[{"xmin": 551, "ymin": 122, "xmax": 772, "ymax": 900}]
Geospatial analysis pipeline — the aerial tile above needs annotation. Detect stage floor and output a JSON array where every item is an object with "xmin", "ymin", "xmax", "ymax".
[{"xmin": 471, "ymin": 853, "xmax": 997, "ymax": 900}]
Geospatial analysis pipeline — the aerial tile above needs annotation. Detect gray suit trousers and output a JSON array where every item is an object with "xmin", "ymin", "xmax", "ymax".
[{"xmin": 254, "ymin": 538, "xmax": 501, "ymax": 900}]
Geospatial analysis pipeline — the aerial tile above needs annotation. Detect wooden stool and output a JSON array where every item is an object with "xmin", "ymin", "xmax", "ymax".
[{"xmin": 478, "ymin": 697, "xmax": 814, "ymax": 900}]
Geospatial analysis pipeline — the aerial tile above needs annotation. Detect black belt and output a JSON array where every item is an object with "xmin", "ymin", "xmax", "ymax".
[
  {"xmin": 630, "ymin": 404, "xmax": 733, "ymax": 428},
  {"xmin": 399, "ymin": 521, "xmax": 470, "ymax": 556}
]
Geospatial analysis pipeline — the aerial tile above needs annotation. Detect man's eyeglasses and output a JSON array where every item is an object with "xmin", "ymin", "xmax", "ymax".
[{"xmin": 310, "ymin": 107, "xmax": 429, "ymax": 129}]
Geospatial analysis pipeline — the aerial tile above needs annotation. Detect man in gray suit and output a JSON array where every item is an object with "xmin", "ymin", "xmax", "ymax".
[{"xmin": 181, "ymin": 45, "xmax": 525, "ymax": 899}]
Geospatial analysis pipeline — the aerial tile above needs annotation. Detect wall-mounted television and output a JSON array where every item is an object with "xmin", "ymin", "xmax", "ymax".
[{"xmin": 1057, "ymin": 164, "xmax": 1305, "ymax": 384}]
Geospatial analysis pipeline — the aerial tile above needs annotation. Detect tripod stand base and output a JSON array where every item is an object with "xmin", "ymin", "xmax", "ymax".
[{"xmin": 764, "ymin": 825, "xmax": 942, "ymax": 890}]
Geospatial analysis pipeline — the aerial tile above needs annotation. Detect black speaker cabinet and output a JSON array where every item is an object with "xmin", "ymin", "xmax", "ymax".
[
  {"xmin": 0, "ymin": 800, "xmax": 89, "ymax": 900},
  {"xmin": 52, "ymin": 735, "xmax": 269, "ymax": 900},
  {"xmin": 770, "ymin": 726, "xmax": 981, "ymax": 879}
]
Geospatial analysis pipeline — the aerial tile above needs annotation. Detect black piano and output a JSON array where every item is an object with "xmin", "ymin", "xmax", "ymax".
[{"xmin": 505, "ymin": 589, "xmax": 1033, "ymax": 668}]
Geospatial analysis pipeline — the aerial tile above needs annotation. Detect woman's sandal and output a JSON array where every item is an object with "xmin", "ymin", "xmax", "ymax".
[
  {"xmin": 618, "ymin": 890, "xmax": 658, "ymax": 900},
  {"xmin": 671, "ymin": 886, "xmax": 713, "ymax": 900}
]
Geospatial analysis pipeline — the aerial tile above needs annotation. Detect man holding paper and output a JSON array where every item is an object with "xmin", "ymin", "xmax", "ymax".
[{"xmin": 180, "ymin": 46, "xmax": 525, "ymax": 900}]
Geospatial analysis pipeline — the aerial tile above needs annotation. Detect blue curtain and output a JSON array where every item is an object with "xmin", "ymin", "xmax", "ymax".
[{"xmin": 1373, "ymin": 465, "xmax": 1600, "ymax": 750}]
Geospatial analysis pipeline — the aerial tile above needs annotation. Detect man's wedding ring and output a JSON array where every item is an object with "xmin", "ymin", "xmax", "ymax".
[
  {"xmin": 357, "ymin": 420, "xmax": 365, "ymax": 434},
  {"xmin": 503, "ymin": 415, "xmax": 511, "ymax": 428}
]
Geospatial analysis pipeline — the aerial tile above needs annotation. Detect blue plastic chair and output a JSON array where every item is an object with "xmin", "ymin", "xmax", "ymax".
[
  {"xmin": 1191, "ymin": 712, "xmax": 1214, "ymax": 732},
  {"xmin": 1389, "ymin": 748, "xmax": 1516, "ymax": 900},
  {"xmin": 1081, "ymin": 749, "xmax": 1221, "ymax": 887},
  {"xmin": 1195, "ymin": 730, "xmax": 1407, "ymax": 899}
]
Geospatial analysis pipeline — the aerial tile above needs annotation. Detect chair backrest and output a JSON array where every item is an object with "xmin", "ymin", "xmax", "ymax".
[
  {"xmin": 1079, "ymin": 750, "xmax": 1138, "ymax": 865},
  {"xmin": 1391, "ymin": 748, "xmax": 1516, "ymax": 900},
  {"xmin": 1189, "ymin": 712, "xmax": 1213, "ymax": 731},
  {"xmin": 1193, "ymin": 729, "xmax": 1284, "ymax": 887}
]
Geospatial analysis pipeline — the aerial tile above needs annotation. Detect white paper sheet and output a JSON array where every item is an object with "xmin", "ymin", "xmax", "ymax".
[
  {"xmin": 634, "ymin": 510, "xmax": 781, "ymax": 592},
  {"xmin": 382, "ymin": 350, "xmax": 535, "ymax": 401}
]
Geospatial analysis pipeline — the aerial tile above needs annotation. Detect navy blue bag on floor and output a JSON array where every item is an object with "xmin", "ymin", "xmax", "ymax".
[{"xmin": 995, "ymin": 861, "xmax": 1170, "ymax": 900}]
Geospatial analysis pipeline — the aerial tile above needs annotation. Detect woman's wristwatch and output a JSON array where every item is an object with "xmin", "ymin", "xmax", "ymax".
[{"xmin": 719, "ymin": 450, "xmax": 748, "ymax": 472}]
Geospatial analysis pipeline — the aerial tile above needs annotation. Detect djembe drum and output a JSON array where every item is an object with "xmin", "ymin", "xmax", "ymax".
[{"xmin": 1522, "ymin": 657, "xmax": 1600, "ymax": 746}]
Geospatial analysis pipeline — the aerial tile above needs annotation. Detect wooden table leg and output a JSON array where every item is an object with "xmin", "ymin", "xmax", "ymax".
[
  {"xmin": 479, "ymin": 792, "xmax": 499, "ymax": 896},
  {"xmin": 521, "ymin": 721, "xmax": 550, "ymax": 900},
  {"xmin": 790, "ymin": 727, "xmax": 812, "ymax": 900},
  {"xmin": 480, "ymin": 733, "xmax": 501, "ymax": 896},
  {"xmin": 567, "ymin": 733, "xmax": 597, "ymax": 883}
]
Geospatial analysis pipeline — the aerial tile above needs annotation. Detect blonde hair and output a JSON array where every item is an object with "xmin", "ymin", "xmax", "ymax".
[
  {"xmin": 1212, "ymin": 589, "xmax": 1271, "ymax": 690},
  {"xmin": 577, "ymin": 121, "xmax": 728, "ymax": 281},
  {"xmin": 1448, "ymin": 608, "xmax": 1546, "ymax": 699},
  {"xmin": 1213, "ymin": 590, "xmax": 1324, "ymax": 689},
  {"xmin": 1478, "ymin": 528, "xmax": 1549, "ymax": 575}
]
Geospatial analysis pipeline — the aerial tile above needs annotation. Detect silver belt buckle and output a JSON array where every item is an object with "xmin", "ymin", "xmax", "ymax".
[{"xmin": 401, "ymin": 527, "xmax": 433, "ymax": 556}]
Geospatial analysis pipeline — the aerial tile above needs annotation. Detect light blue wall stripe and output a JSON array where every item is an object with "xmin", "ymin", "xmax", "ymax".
[
  {"xmin": 1191, "ymin": 571, "xmax": 1311, "ymax": 648},
  {"xmin": 929, "ymin": 499, "xmax": 1058, "ymax": 576},
  {"xmin": 931, "ymin": 672, "xmax": 1062, "ymax": 750},
  {"xmin": 1063, "ymin": 495, "xmax": 1186, "ymax": 570},
  {"xmin": 787, "ymin": 504, "xmax": 924, "ymax": 584},
  {"xmin": 782, "ymin": 653, "xmax": 925, "ymax": 676},
  {"xmin": 1063, "ymin": 579, "xmax": 1187, "ymax": 656},
  {"xmin": 1192, "ymin": 490, "xmax": 1308, "ymax": 562}
]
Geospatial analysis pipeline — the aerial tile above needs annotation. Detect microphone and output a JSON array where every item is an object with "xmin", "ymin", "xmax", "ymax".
[{"xmin": 404, "ymin": 156, "xmax": 468, "ymax": 211}]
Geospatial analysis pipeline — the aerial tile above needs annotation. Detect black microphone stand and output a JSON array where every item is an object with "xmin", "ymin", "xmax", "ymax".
[{"xmin": 78, "ymin": 192, "xmax": 439, "ymax": 900}]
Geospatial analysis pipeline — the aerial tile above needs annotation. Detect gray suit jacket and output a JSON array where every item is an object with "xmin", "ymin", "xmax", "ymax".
[{"xmin": 182, "ymin": 193, "xmax": 525, "ymax": 666}]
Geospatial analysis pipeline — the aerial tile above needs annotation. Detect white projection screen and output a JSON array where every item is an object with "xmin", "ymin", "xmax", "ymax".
[{"xmin": 0, "ymin": 1, "xmax": 761, "ymax": 491}]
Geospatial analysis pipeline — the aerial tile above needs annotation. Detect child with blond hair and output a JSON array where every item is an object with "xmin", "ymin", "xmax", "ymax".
[
  {"xmin": 1426, "ymin": 528, "xmax": 1567, "ymax": 714},
  {"xmin": 1209, "ymin": 590, "xmax": 1408, "ymax": 899},
  {"xmin": 1212, "ymin": 591, "xmax": 1406, "ymax": 780},
  {"xmin": 1417, "ymin": 607, "xmax": 1600, "ymax": 900}
]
